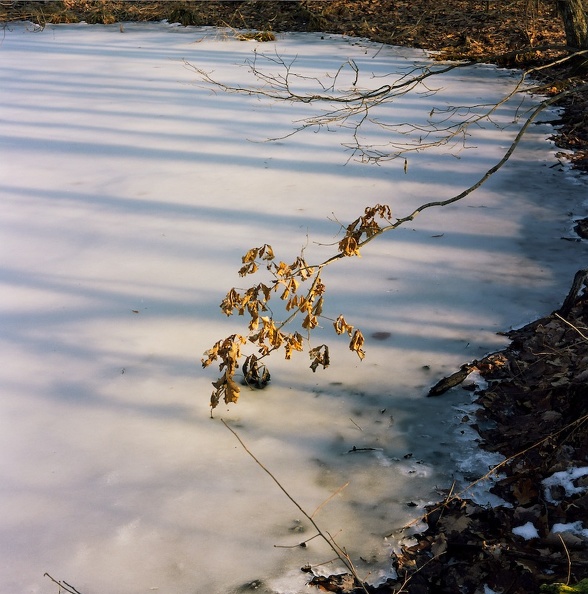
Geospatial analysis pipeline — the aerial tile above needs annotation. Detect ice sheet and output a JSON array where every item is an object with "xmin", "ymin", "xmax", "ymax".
[{"xmin": 1, "ymin": 22, "xmax": 587, "ymax": 594}]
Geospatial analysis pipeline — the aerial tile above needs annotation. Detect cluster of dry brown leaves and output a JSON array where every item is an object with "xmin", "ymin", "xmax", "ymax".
[{"xmin": 202, "ymin": 205, "xmax": 397, "ymax": 410}]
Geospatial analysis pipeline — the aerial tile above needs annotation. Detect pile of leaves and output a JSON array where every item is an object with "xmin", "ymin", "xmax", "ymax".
[
  {"xmin": 0, "ymin": 0, "xmax": 566, "ymax": 55},
  {"xmin": 553, "ymin": 78, "xmax": 588, "ymax": 171}
]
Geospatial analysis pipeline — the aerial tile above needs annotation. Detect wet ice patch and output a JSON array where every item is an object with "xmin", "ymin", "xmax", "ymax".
[{"xmin": 448, "ymin": 394, "xmax": 507, "ymax": 507}]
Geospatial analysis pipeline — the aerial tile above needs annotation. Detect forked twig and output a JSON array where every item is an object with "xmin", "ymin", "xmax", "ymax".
[{"xmin": 44, "ymin": 573, "xmax": 84, "ymax": 594}]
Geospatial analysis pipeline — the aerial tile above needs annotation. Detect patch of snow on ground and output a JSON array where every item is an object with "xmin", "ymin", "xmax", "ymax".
[
  {"xmin": 551, "ymin": 521, "xmax": 588, "ymax": 539},
  {"xmin": 449, "ymin": 396, "xmax": 508, "ymax": 507},
  {"xmin": 513, "ymin": 521, "xmax": 540, "ymax": 540},
  {"xmin": 542, "ymin": 466, "xmax": 588, "ymax": 503}
]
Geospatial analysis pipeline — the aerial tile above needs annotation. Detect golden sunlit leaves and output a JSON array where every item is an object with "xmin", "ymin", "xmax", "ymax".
[
  {"xmin": 211, "ymin": 372, "xmax": 241, "ymax": 408},
  {"xmin": 302, "ymin": 313, "xmax": 319, "ymax": 330},
  {"xmin": 289, "ymin": 256, "xmax": 314, "ymax": 280},
  {"xmin": 205, "ymin": 208, "xmax": 397, "ymax": 409},
  {"xmin": 201, "ymin": 334, "xmax": 247, "ymax": 371},
  {"xmin": 243, "ymin": 244, "xmax": 275, "ymax": 263},
  {"xmin": 280, "ymin": 277, "xmax": 299, "ymax": 300},
  {"xmin": 274, "ymin": 260, "xmax": 293, "ymax": 277},
  {"xmin": 333, "ymin": 315, "xmax": 354, "ymax": 336},
  {"xmin": 239, "ymin": 244, "xmax": 275, "ymax": 276},
  {"xmin": 349, "ymin": 329, "xmax": 366, "ymax": 360},
  {"xmin": 339, "ymin": 234, "xmax": 361, "ymax": 257},
  {"xmin": 284, "ymin": 332, "xmax": 304, "ymax": 359},
  {"xmin": 338, "ymin": 204, "xmax": 392, "ymax": 257},
  {"xmin": 202, "ymin": 334, "xmax": 247, "ymax": 408},
  {"xmin": 220, "ymin": 288, "xmax": 242, "ymax": 316},
  {"xmin": 251, "ymin": 316, "xmax": 283, "ymax": 352},
  {"xmin": 239, "ymin": 261, "xmax": 259, "ymax": 276}
]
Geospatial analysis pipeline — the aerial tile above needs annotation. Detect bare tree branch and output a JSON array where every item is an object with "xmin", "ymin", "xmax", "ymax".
[
  {"xmin": 185, "ymin": 46, "xmax": 587, "ymax": 163},
  {"xmin": 44, "ymin": 573, "xmax": 84, "ymax": 594},
  {"xmin": 200, "ymin": 45, "xmax": 588, "ymax": 409}
]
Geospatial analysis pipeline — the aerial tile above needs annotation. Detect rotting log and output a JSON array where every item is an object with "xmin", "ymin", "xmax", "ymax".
[{"xmin": 428, "ymin": 364, "xmax": 477, "ymax": 397}]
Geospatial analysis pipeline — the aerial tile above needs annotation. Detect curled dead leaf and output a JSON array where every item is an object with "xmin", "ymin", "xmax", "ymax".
[
  {"xmin": 333, "ymin": 315, "xmax": 354, "ymax": 336},
  {"xmin": 349, "ymin": 329, "xmax": 365, "ymax": 360},
  {"xmin": 339, "ymin": 235, "xmax": 361, "ymax": 257},
  {"xmin": 309, "ymin": 344, "xmax": 330, "ymax": 372}
]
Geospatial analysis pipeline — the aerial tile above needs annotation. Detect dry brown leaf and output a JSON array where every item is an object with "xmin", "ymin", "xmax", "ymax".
[
  {"xmin": 309, "ymin": 344, "xmax": 330, "ymax": 372},
  {"xmin": 349, "ymin": 329, "xmax": 365, "ymax": 360},
  {"xmin": 339, "ymin": 235, "xmax": 361, "ymax": 257},
  {"xmin": 334, "ymin": 315, "xmax": 354, "ymax": 336},
  {"xmin": 513, "ymin": 477, "xmax": 538, "ymax": 505},
  {"xmin": 431, "ymin": 532, "xmax": 448, "ymax": 557}
]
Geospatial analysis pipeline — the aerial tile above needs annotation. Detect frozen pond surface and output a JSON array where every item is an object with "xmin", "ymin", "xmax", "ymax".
[{"xmin": 1, "ymin": 22, "xmax": 587, "ymax": 594}]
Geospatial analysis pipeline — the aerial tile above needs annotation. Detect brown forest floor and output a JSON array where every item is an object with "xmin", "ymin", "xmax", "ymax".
[{"xmin": 2, "ymin": 2, "xmax": 588, "ymax": 593}]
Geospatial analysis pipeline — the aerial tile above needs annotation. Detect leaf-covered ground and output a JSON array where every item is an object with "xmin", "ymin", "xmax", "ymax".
[{"xmin": 3, "ymin": 2, "xmax": 586, "ymax": 593}]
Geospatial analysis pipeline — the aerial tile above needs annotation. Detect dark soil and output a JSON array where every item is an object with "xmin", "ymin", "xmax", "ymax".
[{"xmin": 3, "ymin": 2, "xmax": 586, "ymax": 593}]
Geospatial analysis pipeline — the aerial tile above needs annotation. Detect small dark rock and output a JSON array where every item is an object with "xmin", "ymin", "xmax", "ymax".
[{"xmin": 574, "ymin": 217, "xmax": 588, "ymax": 239}]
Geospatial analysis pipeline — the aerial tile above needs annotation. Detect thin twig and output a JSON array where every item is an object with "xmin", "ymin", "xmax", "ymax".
[
  {"xmin": 554, "ymin": 312, "xmax": 588, "ymax": 341},
  {"xmin": 221, "ymin": 419, "xmax": 370, "ymax": 594},
  {"xmin": 274, "ymin": 532, "xmax": 320, "ymax": 548},
  {"xmin": 558, "ymin": 533, "xmax": 572, "ymax": 586},
  {"xmin": 311, "ymin": 482, "xmax": 350, "ymax": 519},
  {"xmin": 44, "ymin": 574, "xmax": 83, "ymax": 594}
]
